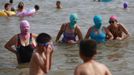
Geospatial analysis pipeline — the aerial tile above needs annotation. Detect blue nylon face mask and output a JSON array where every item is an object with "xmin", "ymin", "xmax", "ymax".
[
  {"xmin": 69, "ymin": 13, "xmax": 78, "ymax": 29},
  {"xmin": 93, "ymin": 15, "xmax": 102, "ymax": 29}
]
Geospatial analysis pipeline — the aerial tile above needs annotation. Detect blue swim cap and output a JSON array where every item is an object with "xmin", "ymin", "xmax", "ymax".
[
  {"xmin": 93, "ymin": 15, "xmax": 102, "ymax": 29},
  {"xmin": 101, "ymin": 0, "xmax": 112, "ymax": 2},
  {"xmin": 123, "ymin": 2, "xmax": 128, "ymax": 9},
  {"xmin": 69, "ymin": 13, "xmax": 78, "ymax": 29}
]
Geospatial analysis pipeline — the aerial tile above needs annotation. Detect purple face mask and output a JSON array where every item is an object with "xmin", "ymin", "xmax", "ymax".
[{"xmin": 20, "ymin": 20, "xmax": 30, "ymax": 34}]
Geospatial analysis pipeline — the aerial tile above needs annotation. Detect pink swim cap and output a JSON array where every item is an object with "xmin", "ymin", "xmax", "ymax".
[
  {"xmin": 109, "ymin": 16, "xmax": 117, "ymax": 21},
  {"xmin": 20, "ymin": 20, "xmax": 30, "ymax": 28}
]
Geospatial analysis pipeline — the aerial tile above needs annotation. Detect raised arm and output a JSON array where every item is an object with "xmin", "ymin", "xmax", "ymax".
[
  {"xmin": 45, "ymin": 45, "xmax": 53, "ymax": 73},
  {"xmin": 4, "ymin": 35, "xmax": 17, "ymax": 54}
]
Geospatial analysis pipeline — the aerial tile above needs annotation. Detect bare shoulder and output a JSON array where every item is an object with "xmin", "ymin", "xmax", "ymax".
[
  {"xmin": 74, "ymin": 64, "xmax": 83, "ymax": 74},
  {"xmin": 95, "ymin": 62, "xmax": 112, "ymax": 75},
  {"xmin": 95, "ymin": 61, "xmax": 107, "ymax": 68},
  {"xmin": 7, "ymin": 34, "xmax": 18, "ymax": 43},
  {"xmin": 60, "ymin": 23, "xmax": 68, "ymax": 31},
  {"xmin": 76, "ymin": 25, "xmax": 81, "ymax": 29},
  {"xmin": 32, "ymin": 51, "xmax": 39, "ymax": 59},
  {"xmin": 75, "ymin": 63, "xmax": 87, "ymax": 72},
  {"xmin": 31, "ymin": 33, "xmax": 38, "ymax": 38}
]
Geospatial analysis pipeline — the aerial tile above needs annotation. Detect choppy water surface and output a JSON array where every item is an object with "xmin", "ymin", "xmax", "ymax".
[{"xmin": 0, "ymin": 0, "xmax": 134, "ymax": 75}]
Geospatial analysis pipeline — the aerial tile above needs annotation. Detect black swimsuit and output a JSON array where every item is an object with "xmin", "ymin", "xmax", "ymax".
[{"xmin": 16, "ymin": 33, "xmax": 35, "ymax": 64}]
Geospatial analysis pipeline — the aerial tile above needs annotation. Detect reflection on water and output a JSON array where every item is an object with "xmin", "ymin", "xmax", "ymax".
[{"xmin": 0, "ymin": 0, "xmax": 134, "ymax": 75}]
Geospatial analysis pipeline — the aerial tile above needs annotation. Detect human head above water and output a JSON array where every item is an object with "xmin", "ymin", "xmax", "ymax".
[
  {"xmin": 9, "ymin": 0, "xmax": 13, "ymax": 4},
  {"xmin": 4, "ymin": 3, "xmax": 11, "ymax": 10},
  {"xmin": 109, "ymin": 15, "xmax": 117, "ymax": 21},
  {"xmin": 18, "ymin": 1, "xmax": 24, "ymax": 10},
  {"xmin": 123, "ymin": 2, "xmax": 128, "ymax": 9},
  {"xmin": 69, "ymin": 13, "xmax": 78, "ymax": 29},
  {"xmin": 20, "ymin": 20, "xmax": 30, "ymax": 34},
  {"xmin": 79, "ymin": 39, "xmax": 97, "ymax": 59},
  {"xmin": 93, "ymin": 15, "xmax": 102, "ymax": 29},
  {"xmin": 34, "ymin": 5, "xmax": 40, "ymax": 11},
  {"xmin": 36, "ymin": 33, "xmax": 52, "ymax": 46},
  {"xmin": 109, "ymin": 16, "xmax": 118, "ymax": 24},
  {"xmin": 56, "ymin": 1, "xmax": 61, "ymax": 9}
]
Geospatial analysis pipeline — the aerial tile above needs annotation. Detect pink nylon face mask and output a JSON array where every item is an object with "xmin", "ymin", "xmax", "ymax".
[{"xmin": 20, "ymin": 20, "xmax": 30, "ymax": 34}]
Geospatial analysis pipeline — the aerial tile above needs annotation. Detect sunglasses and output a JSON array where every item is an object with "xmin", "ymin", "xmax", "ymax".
[{"xmin": 109, "ymin": 20, "xmax": 115, "ymax": 24}]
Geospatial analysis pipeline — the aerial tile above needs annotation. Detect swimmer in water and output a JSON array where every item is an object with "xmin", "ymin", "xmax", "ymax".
[
  {"xmin": 74, "ymin": 39, "xmax": 112, "ymax": 75},
  {"xmin": 56, "ymin": 1, "xmax": 62, "ymax": 9},
  {"xmin": 29, "ymin": 33, "xmax": 54, "ymax": 75},
  {"xmin": 85, "ymin": 15, "xmax": 113, "ymax": 43},
  {"xmin": 56, "ymin": 13, "xmax": 83, "ymax": 44},
  {"xmin": 107, "ymin": 16, "xmax": 129, "ymax": 40},
  {"xmin": 9, "ymin": 0, "xmax": 15, "ymax": 11},
  {"xmin": 4, "ymin": 20, "xmax": 37, "ymax": 64}
]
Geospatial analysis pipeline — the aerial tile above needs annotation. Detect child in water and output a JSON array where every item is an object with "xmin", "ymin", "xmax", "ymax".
[
  {"xmin": 29, "ymin": 33, "xmax": 54, "ymax": 75},
  {"xmin": 74, "ymin": 39, "xmax": 112, "ymax": 75}
]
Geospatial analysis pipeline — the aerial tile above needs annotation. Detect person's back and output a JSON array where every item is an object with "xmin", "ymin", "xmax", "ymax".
[
  {"xmin": 75, "ymin": 60, "xmax": 111, "ymax": 75},
  {"xmin": 74, "ymin": 40, "xmax": 112, "ymax": 75}
]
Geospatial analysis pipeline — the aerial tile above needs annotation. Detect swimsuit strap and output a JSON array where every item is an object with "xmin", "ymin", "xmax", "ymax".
[
  {"xmin": 16, "ymin": 34, "xmax": 21, "ymax": 48},
  {"xmin": 65, "ymin": 23, "xmax": 77, "ymax": 34},
  {"xmin": 29, "ymin": 33, "xmax": 32, "ymax": 44},
  {"xmin": 64, "ymin": 23, "xmax": 68, "ymax": 32},
  {"xmin": 16, "ymin": 33, "xmax": 33, "ymax": 48}
]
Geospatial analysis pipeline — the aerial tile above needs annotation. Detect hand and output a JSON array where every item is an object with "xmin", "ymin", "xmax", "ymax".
[
  {"xmin": 67, "ymin": 40, "xmax": 77, "ymax": 44},
  {"xmin": 116, "ymin": 37, "xmax": 122, "ymax": 40}
]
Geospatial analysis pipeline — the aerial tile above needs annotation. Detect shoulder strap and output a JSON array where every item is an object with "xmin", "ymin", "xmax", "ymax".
[
  {"xmin": 29, "ymin": 33, "xmax": 32, "ymax": 44},
  {"xmin": 16, "ymin": 34, "xmax": 21, "ymax": 48}
]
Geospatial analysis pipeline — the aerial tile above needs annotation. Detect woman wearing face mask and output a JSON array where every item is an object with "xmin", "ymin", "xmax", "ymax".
[
  {"xmin": 56, "ymin": 13, "xmax": 83, "ymax": 44},
  {"xmin": 85, "ymin": 15, "xmax": 113, "ymax": 43},
  {"xmin": 107, "ymin": 16, "xmax": 129, "ymax": 40},
  {"xmin": 4, "ymin": 20, "xmax": 37, "ymax": 64}
]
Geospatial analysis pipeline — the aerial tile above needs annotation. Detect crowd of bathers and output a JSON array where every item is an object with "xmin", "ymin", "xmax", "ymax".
[
  {"xmin": 3, "ymin": 0, "xmax": 130, "ymax": 75},
  {"xmin": 0, "ymin": 0, "xmax": 39, "ymax": 17}
]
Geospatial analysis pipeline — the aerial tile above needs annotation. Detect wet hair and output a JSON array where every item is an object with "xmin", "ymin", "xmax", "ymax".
[
  {"xmin": 56, "ymin": 1, "xmax": 61, "ymax": 4},
  {"xmin": 34, "ymin": 5, "xmax": 40, "ymax": 11},
  {"xmin": 18, "ymin": 1, "xmax": 24, "ymax": 10},
  {"xmin": 4, "ymin": 3, "xmax": 10, "ymax": 9},
  {"xmin": 79, "ymin": 39, "xmax": 97, "ymax": 58},
  {"xmin": 36, "ymin": 33, "xmax": 52, "ymax": 45}
]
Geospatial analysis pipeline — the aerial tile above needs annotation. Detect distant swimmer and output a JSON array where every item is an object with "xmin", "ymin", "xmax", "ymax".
[
  {"xmin": 0, "ymin": 3, "xmax": 16, "ymax": 16},
  {"xmin": 24, "ymin": 4, "xmax": 40, "ymax": 16},
  {"xmin": 85, "ymin": 15, "xmax": 113, "ymax": 43},
  {"xmin": 123, "ymin": 2, "xmax": 128, "ymax": 9},
  {"xmin": 107, "ymin": 16, "xmax": 129, "ymax": 40},
  {"xmin": 56, "ymin": 1, "xmax": 62, "ymax": 9},
  {"xmin": 56, "ymin": 13, "xmax": 83, "ymax": 44},
  {"xmin": 16, "ymin": 1, "xmax": 26, "ymax": 17},
  {"xmin": 9, "ymin": 0, "xmax": 15, "ymax": 11},
  {"xmin": 94, "ymin": 0, "xmax": 112, "ymax": 2}
]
